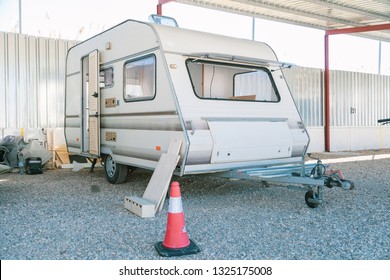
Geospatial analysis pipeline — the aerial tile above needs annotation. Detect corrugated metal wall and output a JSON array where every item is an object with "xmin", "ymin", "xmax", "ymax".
[
  {"xmin": 0, "ymin": 32, "xmax": 76, "ymax": 129},
  {"xmin": 283, "ymin": 67, "xmax": 323, "ymax": 127},
  {"xmin": 284, "ymin": 67, "xmax": 390, "ymax": 127},
  {"xmin": 330, "ymin": 70, "xmax": 390, "ymax": 127}
]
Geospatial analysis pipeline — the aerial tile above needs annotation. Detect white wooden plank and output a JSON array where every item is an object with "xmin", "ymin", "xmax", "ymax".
[
  {"xmin": 156, "ymin": 154, "xmax": 181, "ymax": 213},
  {"xmin": 142, "ymin": 138, "xmax": 182, "ymax": 214},
  {"xmin": 167, "ymin": 137, "xmax": 182, "ymax": 155},
  {"xmin": 142, "ymin": 153, "xmax": 180, "ymax": 205}
]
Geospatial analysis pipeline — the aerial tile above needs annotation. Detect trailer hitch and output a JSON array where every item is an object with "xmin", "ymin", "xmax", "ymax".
[
  {"xmin": 303, "ymin": 155, "xmax": 354, "ymax": 208},
  {"xmin": 324, "ymin": 170, "xmax": 355, "ymax": 190}
]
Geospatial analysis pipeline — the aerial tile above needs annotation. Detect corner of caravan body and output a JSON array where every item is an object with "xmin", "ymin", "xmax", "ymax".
[{"xmin": 64, "ymin": 19, "xmax": 309, "ymax": 177}]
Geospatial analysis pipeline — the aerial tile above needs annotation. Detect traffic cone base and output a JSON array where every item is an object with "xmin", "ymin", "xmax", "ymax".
[{"xmin": 155, "ymin": 239, "xmax": 200, "ymax": 257}]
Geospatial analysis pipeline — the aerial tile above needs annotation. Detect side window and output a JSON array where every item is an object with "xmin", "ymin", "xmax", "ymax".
[
  {"xmin": 186, "ymin": 59, "xmax": 279, "ymax": 102},
  {"xmin": 100, "ymin": 67, "xmax": 114, "ymax": 88},
  {"xmin": 124, "ymin": 55, "xmax": 156, "ymax": 101}
]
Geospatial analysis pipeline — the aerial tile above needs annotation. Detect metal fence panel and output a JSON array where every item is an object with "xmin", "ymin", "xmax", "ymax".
[
  {"xmin": 331, "ymin": 70, "xmax": 390, "ymax": 127},
  {"xmin": 0, "ymin": 33, "xmax": 7, "ymax": 128},
  {"xmin": 0, "ymin": 32, "xmax": 76, "ymax": 130},
  {"xmin": 283, "ymin": 67, "xmax": 323, "ymax": 127},
  {"xmin": 285, "ymin": 67, "xmax": 390, "ymax": 127}
]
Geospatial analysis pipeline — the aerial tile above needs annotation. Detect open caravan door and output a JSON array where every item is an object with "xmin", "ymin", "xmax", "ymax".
[{"xmin": 86, "ymin": 50, "xmax": 100, "ymax": 157}]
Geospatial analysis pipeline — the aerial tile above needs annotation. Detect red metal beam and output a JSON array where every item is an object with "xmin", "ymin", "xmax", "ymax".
[
  {"xmin": 157, "ymin": 0, "xmax": 176, "ymax": 15},
  {"xmin": 326, "ymin": 23, "xmax": 390, "ymax": 36},
  {"xmin": 324, "ymin": 23, "xmax": 390, "ymax": 152}
]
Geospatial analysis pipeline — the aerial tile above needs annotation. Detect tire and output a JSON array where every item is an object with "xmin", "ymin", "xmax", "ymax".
[
  {"xmin": 305, "ymin": 190, "xmax": 319, "ymax": 208},
  {"xmin": 104, "ymin": 154, "xmax": 128, "ymax": 184}
]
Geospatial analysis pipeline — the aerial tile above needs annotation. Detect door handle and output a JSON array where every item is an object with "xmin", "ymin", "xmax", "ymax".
[{"xmin": 92, "ymin": 92, "xmax": 98, "ymax": 98}]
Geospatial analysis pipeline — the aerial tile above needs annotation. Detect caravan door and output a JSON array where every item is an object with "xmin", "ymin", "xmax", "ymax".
[{"xmin": 81, "ymin": 50, "xmax": 100, "ymax": 157}]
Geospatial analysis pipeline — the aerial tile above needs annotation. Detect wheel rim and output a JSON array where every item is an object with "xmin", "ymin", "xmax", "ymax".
[{"xmin": 105, "ymin": 156, "xmax": 116, "ymax": 178}]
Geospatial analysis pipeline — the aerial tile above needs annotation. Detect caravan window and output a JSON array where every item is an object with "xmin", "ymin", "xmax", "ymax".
[
  {"xmin": 100, "ymin": 67, "xmax": 114, "ymax": 88},
  {"xmin": 124, "ymin": 55, "xmax": 156, "ymax": 101},
  {"xmin": 186, "ymin": 59, "xmax": 280, "ymax": 102}
]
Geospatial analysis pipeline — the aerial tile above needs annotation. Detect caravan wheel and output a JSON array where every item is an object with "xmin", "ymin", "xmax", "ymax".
[
  {"xmin": 104, "ymin": 155, "xmax": 128, "ymax": 184},
  {"xmin": 304, "ymin": 190, "xmax": 320, "ymax": 208}
]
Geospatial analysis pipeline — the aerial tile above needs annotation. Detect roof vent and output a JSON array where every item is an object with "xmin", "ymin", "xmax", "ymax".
[{"xmin": 148, "ymin": 14, "xmax": 179, "ymax": 27}]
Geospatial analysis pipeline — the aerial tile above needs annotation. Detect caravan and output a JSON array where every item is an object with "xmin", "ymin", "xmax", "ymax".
[{"xmin": 64, "ymin": 18, "xmax": 352, "ymax": 211}]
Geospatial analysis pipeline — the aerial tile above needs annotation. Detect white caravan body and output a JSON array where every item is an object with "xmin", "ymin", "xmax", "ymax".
[{"xmin": 64, "ymin": 20, "xmax": 309, "ymax": 177}]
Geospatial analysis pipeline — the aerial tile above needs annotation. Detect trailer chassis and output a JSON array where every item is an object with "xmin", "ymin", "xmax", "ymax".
[{"xmin": 218, "ymin": 155, "xmax": 354, "ymax": 208}]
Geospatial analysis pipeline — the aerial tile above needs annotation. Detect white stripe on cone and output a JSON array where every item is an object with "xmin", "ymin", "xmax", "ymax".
[{"xmin": 168, "ymin": 197, "xmax": 183, "ymax": 213}]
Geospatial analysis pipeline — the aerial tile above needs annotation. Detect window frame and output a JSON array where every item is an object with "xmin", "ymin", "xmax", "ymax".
[
  {"xmin": 123, "ymin": 54, "xmax": 157, "ymax": 103},
  {"xmin": 185, "ymin": 58, "xmax": 280, "ymax": 103}
]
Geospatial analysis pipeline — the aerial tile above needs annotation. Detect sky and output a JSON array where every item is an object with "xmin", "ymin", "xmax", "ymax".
[{"xmin": 0, "ymin": 0, "xmax": 389, "ymax": 75}]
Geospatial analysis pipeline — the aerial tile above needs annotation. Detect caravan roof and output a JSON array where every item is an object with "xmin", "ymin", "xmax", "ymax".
[{"xmin": 152, "ymin": 22, "xmax": 280, "ymax": 64}]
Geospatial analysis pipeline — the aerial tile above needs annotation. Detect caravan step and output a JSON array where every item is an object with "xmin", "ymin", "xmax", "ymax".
[{"xmin": 124, "ymin": 196, "xmax": 155, "ymax": 218}]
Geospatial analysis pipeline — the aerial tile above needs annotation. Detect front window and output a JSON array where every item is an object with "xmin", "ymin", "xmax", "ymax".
[
  {"xmin": 186, "ymin": 59, "xmax": 279, "ymax": 102},
  {"xmin": 124, "ymin": 55, "xmax": 156, "ymax": 101}
]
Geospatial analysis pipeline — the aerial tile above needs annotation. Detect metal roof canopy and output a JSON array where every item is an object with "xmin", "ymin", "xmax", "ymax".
[
  {"xmin": 157, "ymin": 0, "xmax": 390, "ymax": 42},
  {"xmin": 157, "ymin": 0, "xmax": 390, "ymax": 152}
]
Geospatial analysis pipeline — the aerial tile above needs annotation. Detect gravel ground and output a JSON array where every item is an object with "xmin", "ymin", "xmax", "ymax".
[{"xmin": 1, "ymin": 151, "xmax": 389, "ymax": 260}]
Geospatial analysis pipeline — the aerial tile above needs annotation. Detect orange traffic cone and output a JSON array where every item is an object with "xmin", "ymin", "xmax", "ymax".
[{"xmin": 155, "ymin": 181, "xmax": 200, "ymax": 257}]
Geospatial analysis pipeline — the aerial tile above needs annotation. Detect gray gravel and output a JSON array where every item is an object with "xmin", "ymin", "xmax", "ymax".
[{"xmin": 1, "ymin": 154, "xmax": 390, "ymax": 260}]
